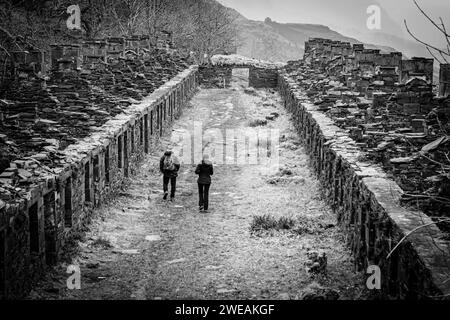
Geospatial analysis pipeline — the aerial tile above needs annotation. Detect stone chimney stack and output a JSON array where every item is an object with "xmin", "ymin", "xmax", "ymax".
[
  {"xmin": 439, "ymin": 64, "xmax": 450, "ymax": 97},
  {"xmin": 50, "ymin": 44, "xmax": 81, "ymax": 71}
]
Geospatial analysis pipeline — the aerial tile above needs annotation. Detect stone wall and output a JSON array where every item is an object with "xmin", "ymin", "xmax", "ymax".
[
  {"xmin": 0, "ymin": 66, "xmax": 198, "ymax": 299},
  {"xmin": 249, "ymin": 66, "xmax": 278, "ymax": 88},
  {"xmin": 278, "ymin": 72, "xmax": 450, "ymax": 299},
  {"xmin": 440, "ymin": 64, "xmax": 450, "ymax": 97},
  {"xmin": 399, "ymin": 58, "xmax": 434, "ymax": 84},
  {"xmin": 0, "ymin": 49, "xmax": 46, "ymax": 85},
  {"xmin": 198, "ymin": 65, "xmax": 278, "ymax": 88},
  {"xmin": 198, "ymin": 65, "xmax": 232, "ymax": 88}
]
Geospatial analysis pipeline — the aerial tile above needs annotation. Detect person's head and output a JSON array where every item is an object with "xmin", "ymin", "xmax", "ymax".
[
  {"xmin": 202, "ymin": 154, "xmax": 211, "ymax": 164},
  {"xmin": 164, "ymin": 150, "xmax": 172, "ymax": 157},
  {"xmin": 165, "ymin": 143, "xmax": 176, "ymax": 155}
]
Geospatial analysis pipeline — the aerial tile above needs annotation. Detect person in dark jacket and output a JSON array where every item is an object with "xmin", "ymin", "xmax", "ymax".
[
  {"xmin": 195, "ymin": 154, "xmax": 213, "ymax": 212},
  {"xmin": 159, "ymin": 150, "xmax": 180, "ymax": 201}
]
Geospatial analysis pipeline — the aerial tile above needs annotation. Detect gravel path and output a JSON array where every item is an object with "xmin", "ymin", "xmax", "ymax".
[{"xmin": 29, "ymin": 79, "xmax": 369, "ymax": 300}]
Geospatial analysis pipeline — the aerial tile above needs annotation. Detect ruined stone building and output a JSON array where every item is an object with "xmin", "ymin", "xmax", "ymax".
[
  {"xmin": 279, "ymin": 37, "xmax": 450, "ymax": 298},
  {"xmin": 0, "ymin": 35, "xmax": 197, "ymax": 298},
  {"xmin": 1, "ymin": 32, "xmax": 450, "ymax": 299}
]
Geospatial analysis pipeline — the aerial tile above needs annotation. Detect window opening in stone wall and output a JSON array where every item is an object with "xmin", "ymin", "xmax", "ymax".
[
  {"xmin": 159, "ymin": 104, "xmax": 163, "ymax": 136},
  {"xmin": 0, "ymin": 228, "xmax": 6, "ymax": 295},
  {"xmin": 124, "ymin": 131, "xmax": 129, "ymax": 177},
  {"xmin": 85, "ymin": 161, "xmax": 91, "ymax": 202},
  {"xmin": 170, "ymin": 94, "xmax": 173, "ymax": 120},
  {"xmin": 93, "ymin": 155, "xmax": 99, "ymax": 182},
  {"xmin": 156, "ymin": 105, "xmax": 160, "ymax": 132},
  {"xmin": 164, "ymin": 102, "xmax": 166, "ymax": 121},
  {"xmin": 118, "ymin": 135, "xmax": 123, "ymax": 168},
  {"xmin": 144, "ymin": 114, "xmax": 149, "ymax": 153},
  {"xmin": 29, "ymin": 203, "xmax": 39, "ymax": 254},
  {"xmin": 64, "ymin": 178, "xmax": 72, "ymax": 227},
  {"xmin": 105, "ymin": 147, "xmax": 110, "ymax": 184},
  {"xmin": 150, "ymin": 111, "xmax": 153, "ymax": 136},
  {"xmin": 131, "ymin": 125, "xmax": 135, "ymax": 153},
  {"xmin": 140, "ymin": 118, "xmax": 144, "ymax": 145},
  {"xmin": 43, "ymin": 192, "xmax": 56, "ymax": 265}
]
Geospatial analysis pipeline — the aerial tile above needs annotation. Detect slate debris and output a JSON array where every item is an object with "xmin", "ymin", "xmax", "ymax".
[
  {"xmin": 0, "ymin": 40, "xmax": 190, "ymax": 209},
  {"xmin": 284, "ymin": 39, "xmax": 450, "ymax": 233},
  {"xmin": 305, "ymin": 251, "xmax": 327, "ymax": 275}
]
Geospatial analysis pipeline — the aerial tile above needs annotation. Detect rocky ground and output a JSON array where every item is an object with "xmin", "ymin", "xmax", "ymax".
[{"xmin": 28, "ymin": 74, "xmax": 370, "ymax": 300}]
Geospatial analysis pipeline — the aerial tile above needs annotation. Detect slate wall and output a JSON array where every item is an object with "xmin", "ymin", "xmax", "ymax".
[
  {"xmin": 198, "ymin": 65, "xmax": 278, "ymax": 88},
  {"xmin": 278, "ymin": 72, "xmax": 450, "ymax": 299},
  {"xmin": 0, "ymin": 66, "xmax": 198, "ymax": 299},
  {"xmin": 249, "ymin": 66, "xmax": 278, "ymax": 88}
]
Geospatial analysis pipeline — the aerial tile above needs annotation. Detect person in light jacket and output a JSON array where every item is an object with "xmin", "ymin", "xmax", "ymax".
[{"xmin": 195, "ymin": 154, "xmax": 213, "ymax": 212}]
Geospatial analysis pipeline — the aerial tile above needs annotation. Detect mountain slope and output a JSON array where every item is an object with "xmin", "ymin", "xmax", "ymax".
[
  {"xmin": 234, "ymin": 18, "xmax": 397, "ymax": 62},
  {"xmin": 219, "ymin": 0, "xmax": 444, "ymax": 63}
]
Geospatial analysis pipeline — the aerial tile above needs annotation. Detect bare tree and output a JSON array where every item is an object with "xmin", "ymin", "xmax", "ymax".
[
  {"xmin": 0, "ymin": 0, "xmax": 240, "ymax": 66},
  {"xmin": 188, "ymin": 0, "xmax": 238, "ymax": 64},
  {"xmin": 79, "ymin": 0, "xmax": 111, "ymax": 38},
  {"xmin": 404, "ymin": 0, "xmax": 450, "ymax": 64},
  {"xmin": 109, "ymin": 0, "xmax": 147, "ymax": 36},
  {"xmin": 137, "ymin": 0, "xmax": 239, "ymax": 63}
]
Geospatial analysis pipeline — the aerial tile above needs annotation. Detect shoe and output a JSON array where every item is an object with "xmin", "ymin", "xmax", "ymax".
[
  {"xmin": 203, "ymin": 209, "xmax": 209, "ymax": 213},
  {"xmin": 199, "ymin": 206, "xmax": 204, "ymax": 211},
  {"xmin": 170, "ymin": 196, "xmax": 175, "ymax": 202},
  {"xmin": 163, "ymin": 192, "xmax": 168, "ymax": 200}
]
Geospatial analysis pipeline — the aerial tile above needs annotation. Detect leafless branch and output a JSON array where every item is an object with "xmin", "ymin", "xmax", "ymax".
[
  {"xmin": 439, "ymin": 51, "xmax": 450, "ymax": 64},
  {"xmin": 0, "ymin": 25, "xmax": 23, "ymax": 51},
  {"xmin": 426, "ymin": 47, "xmax": 443, "ymax": 64},
  {"xmin": 402, "ymin": 193, "xmax": 450, "ymax": 204},
  {"xmin": 439, "ymin": 17, "xmax": 450, "ymax": 51},
  {"xmin": 404, "ymin": 19, "xmax": 450, "ymax": 57},
  {"xmin": 0, "ymin": 43, "xmax": 11, "ymax": 57},
  {"xmin": 413, "ymin": 0, "xmax": 450, "ymax": 38},
  {"xmin": 387, "ymin": 218, "xmax": 450, "ymax": 259}
]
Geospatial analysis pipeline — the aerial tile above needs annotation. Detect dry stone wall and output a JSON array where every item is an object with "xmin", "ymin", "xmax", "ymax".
[
  {"xmin": 440, "ymin": 64, "xmax": 450, "ymax": 97},
  {"xmin": 248, "ymin": 67, "xmax": 278, "ymax": 88},
  {"xmin": 278, "ymin": 72, "xmax": 450, "ymax": 299},
  {"xmin": 198, "ymin": 65, "xmax": 232, "ymax": 88},
  {"xmin": 0, "ymin": 65, "xmax": 198, "ymax": 299},
  {"xmin": 198, "ymin": 65, "xmax": 278, "ymax": 89}
]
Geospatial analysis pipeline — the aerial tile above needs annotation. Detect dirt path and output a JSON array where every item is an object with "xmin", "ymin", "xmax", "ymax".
[{"xmin": 29, "ymin": 79, "xmax": 369, "ymax": 300}]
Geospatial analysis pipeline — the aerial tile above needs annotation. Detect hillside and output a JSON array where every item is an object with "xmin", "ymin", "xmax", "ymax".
[
  {"xmin": 234, "ymin": 17, "xmax": 397, "ymax": 63},
  {"xmin": 219, "ymin": 0, "xmax": 443, "ymax": 62},
  {"xmin": 220, "ymin": 2, "xmax": 439, "ymax": 81},
  {"xmin": 0, "ymin": 0, "xmax": 422, "ymax": 66}
]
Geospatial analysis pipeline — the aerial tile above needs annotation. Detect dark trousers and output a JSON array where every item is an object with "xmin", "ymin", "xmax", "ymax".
[
  {"xmin": 163, "ymin": 176, "xmax": 177, "ymax": 198},
  {"xmin": 198, "ymin": 183, "xmax": 211, "ymax": 210}
]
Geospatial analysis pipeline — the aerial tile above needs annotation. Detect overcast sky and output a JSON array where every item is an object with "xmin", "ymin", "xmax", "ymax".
[{"xmin": 218, "ymin": 0, "xmax": 450, "ymax": 47}]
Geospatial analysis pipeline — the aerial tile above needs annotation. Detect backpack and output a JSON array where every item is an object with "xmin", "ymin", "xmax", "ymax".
[{"xmin": 163, "ymin": 155, "xmax": 175, "ymax": 171}]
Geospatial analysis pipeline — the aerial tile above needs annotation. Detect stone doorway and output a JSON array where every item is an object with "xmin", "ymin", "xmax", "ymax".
[{"xmin": 231, "ymin": 68, "xmax": 249, "ymax": 88}]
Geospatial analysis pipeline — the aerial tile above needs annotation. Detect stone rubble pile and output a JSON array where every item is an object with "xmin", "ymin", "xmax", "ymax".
[
  {"xmin": 0, "ymin": 39, "xmax": 190, "ymax": 201},
  {"xmin": 284, "ymin": 38, "xmax": 450, "ymax": 234}
]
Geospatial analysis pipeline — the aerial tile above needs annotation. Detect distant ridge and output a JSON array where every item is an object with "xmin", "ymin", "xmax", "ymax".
[
  {"xmin": 234, "ymin": 18, "xmax": 398, "ymax": 63},
  {"xmin": 218, "ymin": 2, "xmax": 397, "ymax": 62}
]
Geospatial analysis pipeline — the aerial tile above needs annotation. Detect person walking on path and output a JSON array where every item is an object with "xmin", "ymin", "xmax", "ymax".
[
  {"xmin": 160, "ymin": 150, "xmax": 180, "ymax": 201},
  {"xmin": 195, "ymin": 154, "xmax": 213, "ymax": 212}
]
